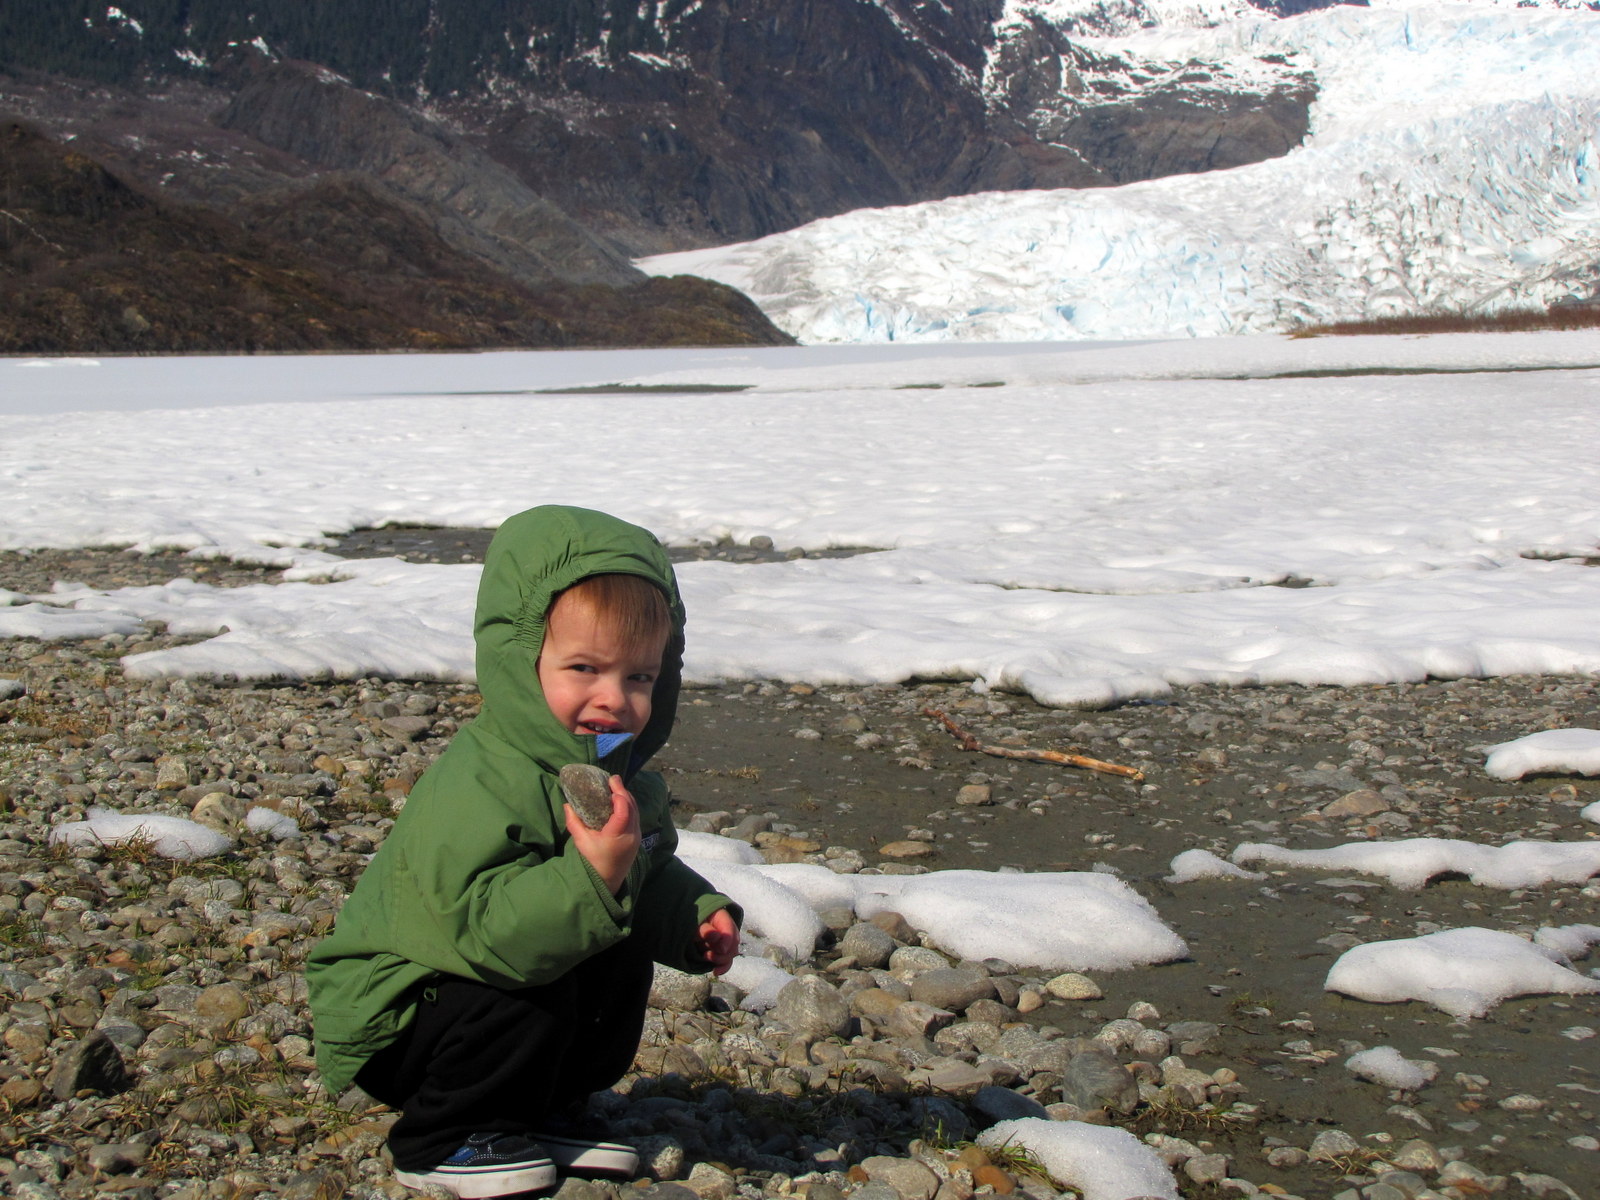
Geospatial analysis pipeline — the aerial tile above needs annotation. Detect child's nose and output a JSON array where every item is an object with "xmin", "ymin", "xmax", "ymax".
[{"xmin": 594, "ymin": 674, "xmax": 626, "ymax": 709}]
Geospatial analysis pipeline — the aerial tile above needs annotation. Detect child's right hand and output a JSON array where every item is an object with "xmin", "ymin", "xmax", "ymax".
[{"xmin": 564, "ymin": 775, "xmax": 640, "ymax": 896}]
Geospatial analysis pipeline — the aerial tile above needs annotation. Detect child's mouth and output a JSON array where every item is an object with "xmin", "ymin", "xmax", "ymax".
[{"xmin": 581, "ymin": 720, "xmax": 623, "ymax": 735}]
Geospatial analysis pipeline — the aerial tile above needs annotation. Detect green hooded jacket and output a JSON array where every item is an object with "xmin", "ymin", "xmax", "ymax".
[{"xmin": 306, "ymin": 506, "xmax": 737, "ymax": 1096}]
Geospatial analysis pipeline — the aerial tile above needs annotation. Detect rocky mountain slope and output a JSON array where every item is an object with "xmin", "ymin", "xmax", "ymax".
[
  {"xmin": 0, "ymin": 120, "xmax": 789, "ymax": 354},
  {"xmin": 2, "ymin": 1, "xmax": 1340, "ymax": 248},
  {"xmin": 0, "ymin": 0, "xmax": 1350, "ymax": 351}
]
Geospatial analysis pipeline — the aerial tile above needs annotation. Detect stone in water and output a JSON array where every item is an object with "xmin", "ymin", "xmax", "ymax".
[{"xmin": 559, "ymin": 764, "xmax": 614, "ymax": 829}]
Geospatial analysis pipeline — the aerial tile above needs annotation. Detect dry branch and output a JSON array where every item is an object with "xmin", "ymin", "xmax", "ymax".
[{"xmin": 922, "ymin": 707, "xmax": 1146, "ymax": 782}]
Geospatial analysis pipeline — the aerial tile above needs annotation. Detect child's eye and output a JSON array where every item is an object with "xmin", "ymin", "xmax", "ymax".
[{"xmin": 629, "ymin": 672, "xmax": 656, "ymax": 683}]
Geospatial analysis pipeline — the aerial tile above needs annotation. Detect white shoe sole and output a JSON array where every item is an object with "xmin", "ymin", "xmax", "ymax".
[
  {"xmin": 534, "ymin": 1131, "xmax": 640, "ymax": 1178},
  {"xmin": 395, "ymin": 1159, "xmax": 557, "ymax": 1198}
]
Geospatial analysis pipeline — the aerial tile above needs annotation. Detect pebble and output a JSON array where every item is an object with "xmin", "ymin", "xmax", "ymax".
[{"xmin": 1044, "ymin": 972, "xmax": 1102, "ymax": 1001}]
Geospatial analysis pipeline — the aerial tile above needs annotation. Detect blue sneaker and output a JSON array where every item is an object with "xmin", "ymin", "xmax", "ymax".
[{"xmin": 394, "ymin": 1133, "xmax": 557, "ymax": 1198}]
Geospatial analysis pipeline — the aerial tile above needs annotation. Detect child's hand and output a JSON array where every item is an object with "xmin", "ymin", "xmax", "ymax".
[
  {"xmin": 564, "ymin": 775, "xmax": 640, "ymax": 895},
  {"xmin": 693, "ymin": 907, "xmax": 740, "ymax": 976}
]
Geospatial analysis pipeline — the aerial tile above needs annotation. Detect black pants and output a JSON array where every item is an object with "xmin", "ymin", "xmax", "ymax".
[{"xmin": 355, "ymin": 938, "xmax": 653, "ymax": 1171}]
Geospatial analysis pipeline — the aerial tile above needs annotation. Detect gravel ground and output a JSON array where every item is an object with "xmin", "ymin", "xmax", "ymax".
[{"xmin": 2, "ymin": 539, "xmax": 1598, "ymax": 1200}]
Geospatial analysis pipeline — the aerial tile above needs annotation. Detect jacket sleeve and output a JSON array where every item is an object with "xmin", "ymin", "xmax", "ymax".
[{"xmin": 626, "ymin": 773, "xmax": 743, "ymax": 972}]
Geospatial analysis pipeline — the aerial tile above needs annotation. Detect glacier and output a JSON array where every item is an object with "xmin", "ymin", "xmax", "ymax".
[{"xmin": 641, "ymin": 0, "xmax": 1600, "ymax": 343}]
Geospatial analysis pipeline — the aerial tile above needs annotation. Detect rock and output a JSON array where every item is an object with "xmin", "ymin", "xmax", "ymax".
[
  {"xmin": 279, "ymin": 1169, "xmax": 350, "ymax": 1200},
  {"xmin": 910, "ymin": 968, "xmax": 995, "ymax": 1014},
  {"xmin": 1513, "ymin": 1173, "xmax": 1582, "ymax": 1200},
  {"xmin": 880, "ymin": 840, "xmax": 938, "ymax": 860},
  {"xmin": 379, "ymin": 715, "xmax": 433, "ymax": 742},
  {"xmin": 770, "ymin": 975, "xmax": 851, "ymax": 1038},
  {"xmin": 155, "ymin": 757, "xmax": 191, "ymax": 790},
  {"xmin": 889, "ymin": 946, "xmax": 949, "ymax": 975},
  {"xmin": 973, "ymin": 1085, "xmax": 1050, "ymax": 1123},
  {"xmin": 1130, "ymin": 1028, "xmax": 1172, "ymax": 1059},
  {"xmin": 0, "ymin": 1076, "xmax": 44, "ymax": 1106},
  {"xmin": 911, "ymin": 1059, "xmax": 995, "ymax": 1095},
  {"xmin": 857, "ymin": 1156, "xmax": 941, "ymax": 1200},
  {"xmin": 683, "ymin": 1163, "xmax": 736, "ymax": 1200},
  {"xmin": 967, "ymin": 998, "xmax": 1018, "ymax": 1026},
  {"xmin": 1323, "ymin": 789, "xmax": 1389, "ymax": 818},
  {"xmin": 191, "ymin": 791, "xmax": 245, "ymax": 830},
  {"xmin": 1371, "ymin": 1171, "xmax": 1429, "ymax": 1198},
  {"xmin": 852, "ymin": 988, "xmax": 909, "ymax": 1019},
  {"xmin": 870, "ymin": 911, "xmax": 917, "ymax": 942},
  {"xmin": 1387, "ymin": 1140, "xmax": 1445, "ymax": 1172},
  {"xmin": 48, "ymin": 1031, "xmax": 132, "ymax": 1099},
  {"xmin": 195, "ymin": 983, "xmax": 251, "ymax": 1033},
  {"xmin": 971, "ymin": 1164, "xmax": 1015, "ymax": 1194},
  {"xmin": 887, "ymin": 1001, "xmax": 956, "ymax": 1041},
  {"xmin": 1159, "ymin": 1064, "xmax": 1217, "ymax": 1107},
  {"xmin": 557, "ymin": 764, "xmax": 614, "ymax": 830},
  {"xmin": 1308, "ymin": 1130, "xmax": 1361, "ymax": 1162},
  {"xmin": 1045, "ymin": 972, "xmax": 1102, "ymax": 1001},
  {"xmin": 1437, "ymin": 1162, "xmax": 1502, "ymax": 1192},
  {"xmin": 1059, "ymin": 1046, "xmax": 1138, "ymax": 1114},
  {"xmin": 907, "ymin": 1096, "xmax": 972, "ymax": 1143},
  {"xmin": 1183, "ymin": 1154, "xmax": 1229, "ymax": 1184},
  {"xmin": 634, "ymin": 1186, "xmax": 699, "ymax": 1200},
  {"xmin": 956, "ymin": 785, "xmax": 993, "ymax": 806},
  {"xmin": 649, "ymin": 965, "xmax": 712, "ymax": 1012},
  {"xmin": 634, "ymin": 1136, "xmax": 687, "ymax": 1181},
  {"xmin": 840, "ymin": 922, "xmax": 898, "ymax": 968},
  {"xmin": 1498, "ymin": 1093, "xmax": 1546, "ymax": 1111},
  {"xmin": 86, "ymin": 1144, "xmax": 150, "ymax": 1174},
  {"xmin": 1166, "ymin": 1021, "xmax": 1220, "ymax": 1054}
]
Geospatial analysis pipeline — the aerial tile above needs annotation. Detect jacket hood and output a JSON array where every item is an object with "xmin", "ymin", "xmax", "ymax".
[{"xmin": 472, "ymin": 506, "xmax": 686, "ymax": 779}]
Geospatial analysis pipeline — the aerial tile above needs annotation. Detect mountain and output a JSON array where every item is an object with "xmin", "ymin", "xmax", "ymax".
[
  {"xmin": 642, "ymin": 1, "xmax": 1600, "ymax": 343},
  {"xmin": 1, "ymin": 0, "xmax": 1347, "ymax": 256},
  {"xmin": 0, "ymin": 119, "xmax": 789, "ymax": 354},
  {"xmin": 8, "ymin": 0, "xmax": 1585, "ymax": 352}
]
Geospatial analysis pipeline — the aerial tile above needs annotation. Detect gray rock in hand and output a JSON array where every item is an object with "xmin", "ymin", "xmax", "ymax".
[{"xmin": 559, "ymin": 763, "xmax": 615, "ymax": 829}]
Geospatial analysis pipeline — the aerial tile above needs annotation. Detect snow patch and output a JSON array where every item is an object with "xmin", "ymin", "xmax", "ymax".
[
  {"xmin": 1344, "ymin": 1046, "xmax": 1439, "ymax": 1091},
  {"xmin": 978, "ymin": 1119, "xmax": 1180, "ymax": 1200},
  {"xmin": 1484, "ymin": 728, "xmax": 1600, "ymax": 780},
  {"xmin": 48, "ymin": 807, "xmax": 234, "ymax": 861},
  {"xmin": 1324, "ymin": 926, "xmax": 1600, "ymax": 1019}
]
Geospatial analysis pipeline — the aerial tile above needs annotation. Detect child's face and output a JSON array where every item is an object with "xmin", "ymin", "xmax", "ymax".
[{"xmin": 536, "ymin": 594, "xmax": 664, "ymax": 739}]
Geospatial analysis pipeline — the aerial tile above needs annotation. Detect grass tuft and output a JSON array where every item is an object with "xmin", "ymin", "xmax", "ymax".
[{"xmin": 1291, "ymin": 304, "xmax": 1600, "ymax": 338}]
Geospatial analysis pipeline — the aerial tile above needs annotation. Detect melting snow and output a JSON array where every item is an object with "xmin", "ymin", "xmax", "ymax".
[
  {"xmin": 1484, "ymin": 728, "xmax": 1600, "ymax": 781},
  {"xmin": 1324, "ymin": 926, "xmax": 1600, "ymax": 1019}
]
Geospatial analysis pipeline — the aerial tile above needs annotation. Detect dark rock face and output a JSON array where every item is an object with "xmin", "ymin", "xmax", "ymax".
[
  {"xmin": 456, "ymin": 0, "xmax": 1103, "ymax": 254},
  {"xmin": 986, "ymin": 16, "xmax": 1316, "ymax": 186},
  {"xmin": 3, "ymin": 1, "xmax": 1324, "ymax": 255},
  {"xmin": 218, "ymin": 61, "xmax": 640, "ymax": 289},
  {"xmin": 0, "ymin": 121, "xmax": 791, "ymax": 353}
]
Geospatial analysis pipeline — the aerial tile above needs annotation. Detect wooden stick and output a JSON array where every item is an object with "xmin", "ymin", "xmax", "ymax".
[{"xmin": 922, "ymin": 707, "xmax": 1146, "ymax": 781}]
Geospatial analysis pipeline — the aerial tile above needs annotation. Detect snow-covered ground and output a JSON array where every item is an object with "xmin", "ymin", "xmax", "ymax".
[
  {"xmin": 641, "ymin": 1, "xmax": 1600, "ymax": 343},
  {"xmin": 5, "ymin": 334, "xmax": 1599, "ymax": 708},
  {"xmin": 9, "ymin": 333, "xmax": 1599, "ymax": 1064}
]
